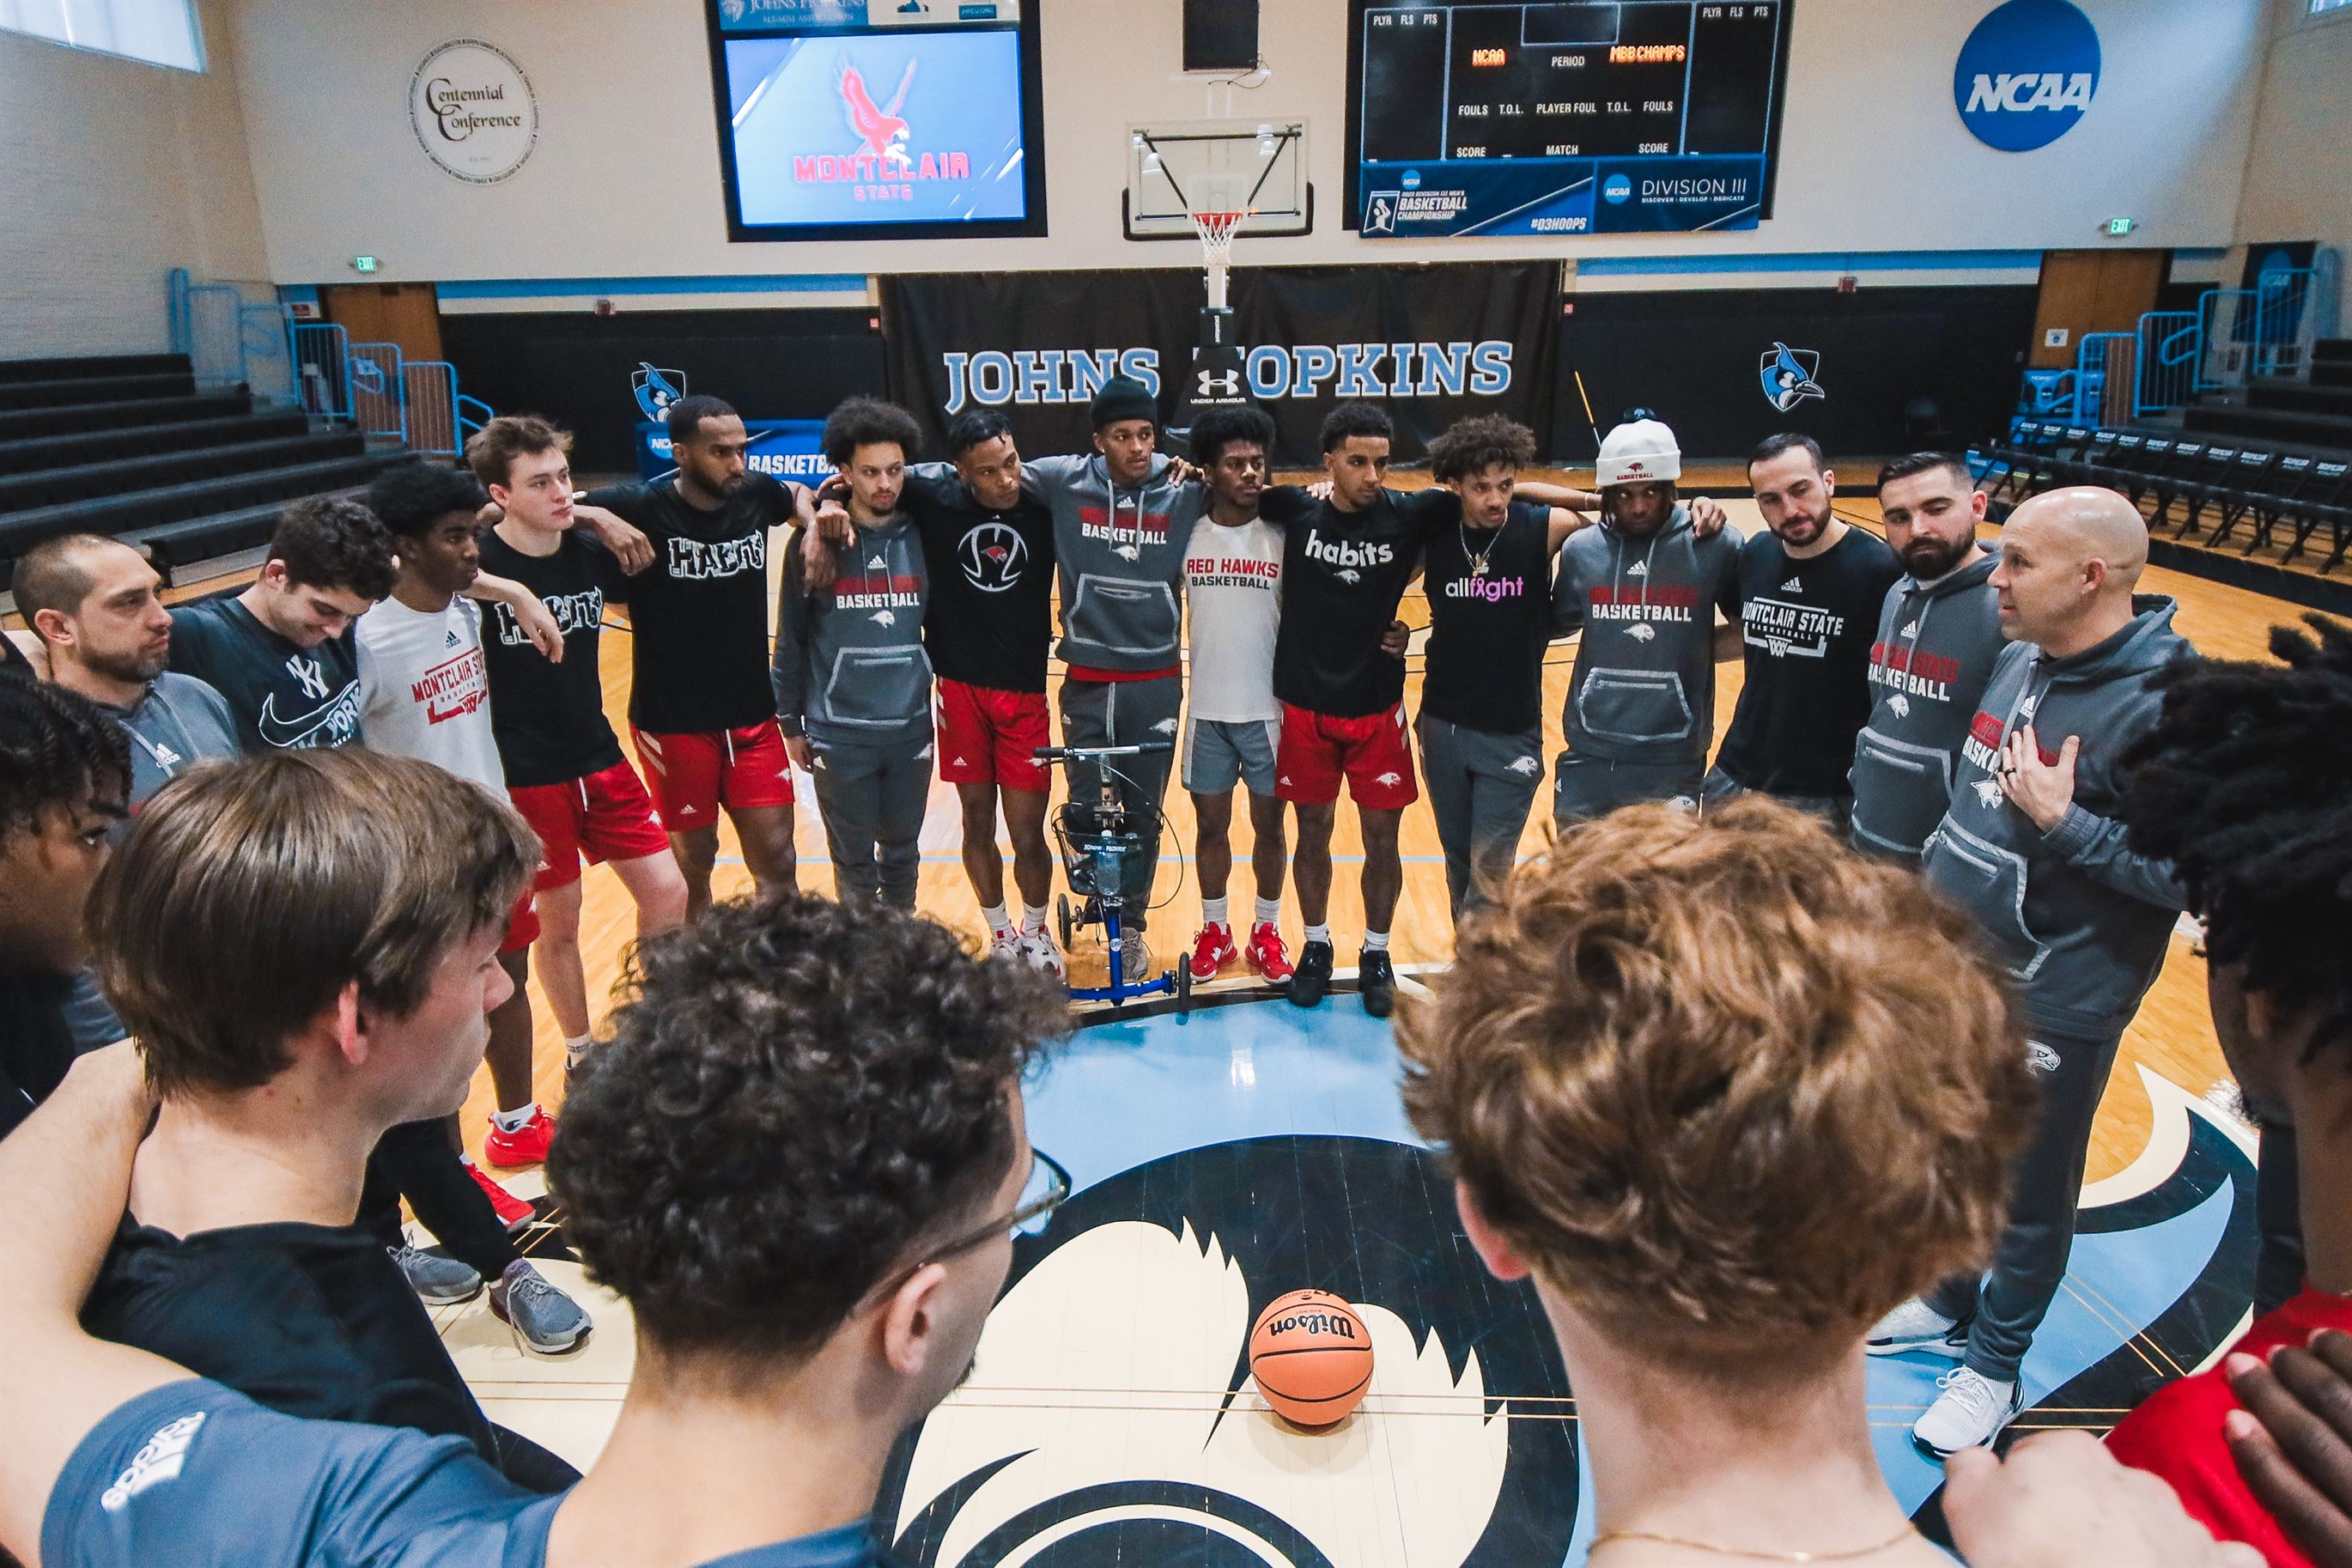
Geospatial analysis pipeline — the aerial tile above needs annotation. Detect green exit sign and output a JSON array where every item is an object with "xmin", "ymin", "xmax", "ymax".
[
  {"xmin": 2104, "ymin": 217, "xmax": 2136, "ymax": 237},
  {"xmin": 351, "ymin": 254, "xmax": 380, "ymax": 273}
]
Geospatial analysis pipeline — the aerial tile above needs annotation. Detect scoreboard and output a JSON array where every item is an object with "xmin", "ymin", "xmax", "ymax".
[{"xmin": 1349, "ymin": 1, "xmax": 1791, "ymax": 238}]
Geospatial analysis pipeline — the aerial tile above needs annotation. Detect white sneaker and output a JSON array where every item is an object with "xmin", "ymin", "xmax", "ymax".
[
  {"xmin": 1865, "ymin": 1298, "xmax": 1966, "ymax": 1358},
  {"xmin": 1019, "ymin": 929, "xmax": 1067, "ymax": 980},
  {"xmin": 1912, "ymin": 1367, "xmax": 2023, "ymax": 1457},
  {"xmin": 989, "ymin": 928, "xmax": 1025, "ymax": 963}
]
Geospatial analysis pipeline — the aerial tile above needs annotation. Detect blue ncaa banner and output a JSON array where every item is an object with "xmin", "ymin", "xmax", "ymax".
[{"xmin": 635, "ymin": 419, "xmax": 829, "ymax": 481}]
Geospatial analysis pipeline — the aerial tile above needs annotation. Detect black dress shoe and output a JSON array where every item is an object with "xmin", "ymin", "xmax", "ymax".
[
  {"xmin": 1359, "ymin": 949, "xmax": 1395, "ymax": 1018},
  {"xmin": 1288, "ymin": 939, "xmax": 1334, "ymax": 1007}
]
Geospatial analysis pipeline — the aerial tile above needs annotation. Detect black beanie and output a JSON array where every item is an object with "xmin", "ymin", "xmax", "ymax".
[{"xmin": 1090, "ymin": 375, "xmax": 1157, "ymax": 431}]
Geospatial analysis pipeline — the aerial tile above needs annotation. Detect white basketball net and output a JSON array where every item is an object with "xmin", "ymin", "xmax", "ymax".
[{"xmin": 1194, "ymin": 208, "xmax": 1250, "ymax": 311}]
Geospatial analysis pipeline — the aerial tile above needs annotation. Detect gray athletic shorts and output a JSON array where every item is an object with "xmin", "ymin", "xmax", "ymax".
[{"xmin": 1183, "ymin": 715, "xmax": 1281, "ymax": 797}]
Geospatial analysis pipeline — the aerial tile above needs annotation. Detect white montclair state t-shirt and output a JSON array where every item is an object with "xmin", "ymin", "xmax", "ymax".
[
  {"xmin": 1182, "ymin": 515, "xmax": 1284, "ymax": 724},
  {"xmin": 356, "ymin": 595, "xmax": 507, "ymax": 796}
]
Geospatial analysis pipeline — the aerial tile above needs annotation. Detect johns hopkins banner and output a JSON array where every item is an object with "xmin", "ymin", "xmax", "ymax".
[{"xmin": 881, "ymin": 263, "xmax": 1559, "ymax": 467}]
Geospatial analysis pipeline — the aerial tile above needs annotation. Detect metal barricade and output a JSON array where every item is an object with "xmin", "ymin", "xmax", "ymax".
[
  {"xmin": 289, "ymin": 321, "xmax": 352, "ymax": 422},
  {"xmin": 403, "ymin": 361, "xmax": 461, "ymax": 456},
  {"xmin": 2198, "ymin": 261, "xmax": 2340, "ymax": 391},
  {"xmin": 347, "ymin": 342, "xmax": 406, "ymax": 441},
  {"xmin": 167, "ymin": 267, "xmax": 252, "ymax": 391},
  {"xmin": 2135, "ymin": 311, "xmax": 2199, "ymax": 416}
]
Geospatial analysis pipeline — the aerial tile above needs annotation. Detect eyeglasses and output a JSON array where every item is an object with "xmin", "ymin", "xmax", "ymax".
[{"xmin": 858, "ymin": 1146, "xmax": 1070, "ymax": 1312}]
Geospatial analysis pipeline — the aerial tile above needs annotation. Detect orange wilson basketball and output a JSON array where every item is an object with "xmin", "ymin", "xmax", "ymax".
[{"xmin": 1248, "ymin": 1289, "xmax": 1375, "ymax": 1427}]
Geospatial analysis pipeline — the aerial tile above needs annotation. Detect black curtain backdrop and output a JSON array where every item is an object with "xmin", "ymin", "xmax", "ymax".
[{"xmin": 882, "ymin": 262, "xmax": 1560, "ymax": 467}]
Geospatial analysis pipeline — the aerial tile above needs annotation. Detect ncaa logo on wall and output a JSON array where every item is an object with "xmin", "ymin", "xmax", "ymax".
[
  {"xmin": 1954, "ymin": 0, "xmax": 2100, "ymax": 152},
  {"xmin": 410, "ymin": 40, "xmax": 538, "ymax": 184}
]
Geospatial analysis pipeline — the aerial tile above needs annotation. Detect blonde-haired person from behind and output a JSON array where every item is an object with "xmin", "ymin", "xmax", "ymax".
[{"xmin": 1397, "ymin": 798, "xmax": 2250, "ymax": 1565}]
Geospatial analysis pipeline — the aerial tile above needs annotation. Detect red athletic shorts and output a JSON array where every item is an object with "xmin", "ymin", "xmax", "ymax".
[
  {"xmin": 1275, "ymin": 702, "xmax": 1419, "ymax": 811},
  {"xmin": 499, "ymin": 887, "xmax": 539, "ymax": 955},
  {"xmin": 630, "ymin": 720, "xmax": 795, "ymax": 830},
  {"xmin": 934, "ymin": 678, "xmax": 1050, "ymax": 793},
  {"xmin": 510, "ymin": 758, "xmax": 674, "ymax": 890}
]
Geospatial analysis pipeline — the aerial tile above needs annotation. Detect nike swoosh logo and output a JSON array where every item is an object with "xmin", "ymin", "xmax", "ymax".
[{"xmin": 256, "ymin": 685, "xmax": 361, "ymax": 750}]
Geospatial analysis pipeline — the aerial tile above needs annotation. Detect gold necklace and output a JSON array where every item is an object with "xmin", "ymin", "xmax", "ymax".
[{"xmin": 1588, "ymin": 1521, "xmax": 1918, "ymax": 1562}]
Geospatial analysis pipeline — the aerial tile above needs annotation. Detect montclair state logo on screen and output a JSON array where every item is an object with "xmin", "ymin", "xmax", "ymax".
[
  {"xmin": 941, "ymin": 343, "xmax": 1513, "ymax": 414},
  {"xmin": 793, "ymin": 57, "xmax": 974, "ymax": 195},
  {"xmin": 1954, "ymin": 0, "xmax": 2100, "ymax": 153}
]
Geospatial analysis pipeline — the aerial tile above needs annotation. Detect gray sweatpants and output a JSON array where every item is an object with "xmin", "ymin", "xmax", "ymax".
[
  {"xmin": 1419, "ymin": 714, "xmax": 1544, "ymax": 918},
  {"xmin": 1552, "ymin": 751, "xmax": 1705, "ymax": 830},
  {"xmin": 1702, "ymin": 766, "xmax": 1854, "ymax": 836},
  {"xmin": 1927, "ymin": 1030, "xmax": 2124, "ymax": 1383},
  {"xmin": 1058, "ymin": 674, "xmax": 1181, "ymax": 930},
  {"xmin": 810, "ymin": 733, "xmax": 931, "ymax": 909}
]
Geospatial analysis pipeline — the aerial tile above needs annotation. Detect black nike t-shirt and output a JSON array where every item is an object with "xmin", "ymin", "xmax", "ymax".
[
  {"xmin": 168, "ymin": 596, "xmax": 362, "ymax": 754},
  {"xmin": 1264, "ymin": 485, "xmax": 1453, "ymax": 718},
  {"xmin": 1714, "ymin": 525, "xmax": 1905, "ymax": 797},
  {"xmin": 475, "ymin": 528, "xmax": 629, "ymax": 788},
  {"xmin": 82, "ymin": 1215, "xmax": 506, "ymax": 1468},
  {"xmin": 1421, "ymin": 498, "xmax": 1556, "ymax": 735},
  {"xmin": 583, "ymin": 475, "xmax": 796, "ymax": 734},
  {"xmin": 903, "ymin": 469, "xmax": 1056, "ymax": 694}
]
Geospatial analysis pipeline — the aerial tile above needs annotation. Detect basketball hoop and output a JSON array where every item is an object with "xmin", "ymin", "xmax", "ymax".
[{"xmin": 1194, "ymin": 208, "xmax": 1250, "ymax": 311}]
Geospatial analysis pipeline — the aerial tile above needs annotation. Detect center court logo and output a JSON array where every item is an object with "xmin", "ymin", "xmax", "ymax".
[{"xmin": 1954, "ymin": 0, "xmax": 2100, "ymax": 153}]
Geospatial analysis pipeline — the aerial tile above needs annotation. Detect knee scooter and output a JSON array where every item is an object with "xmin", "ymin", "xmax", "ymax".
[{"xmin": 1035, "ymin": 741, "xmax": 1192, "ymax": 1013}]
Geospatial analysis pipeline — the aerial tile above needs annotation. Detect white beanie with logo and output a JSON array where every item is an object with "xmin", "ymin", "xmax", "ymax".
[{"xmin": 1595, "ymin": 418, "xmax": 1682, "ymax": 489}]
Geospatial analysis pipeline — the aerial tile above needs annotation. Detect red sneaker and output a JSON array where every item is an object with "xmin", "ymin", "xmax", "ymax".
[
  {"xmin": 1246, "ymin": 922, "xmax": 1295, "ymax": 984},
  {"xmin": 465, "ymin": 1159, "xmax": 536, "ymax": 1232},
  {"xmin": 483, "ymin": 1106, "xmax": 556, "ymax": 1169},
  {"xmin": 1188, "ymin": 922, "xmax": 1239, "ymax": 981}
]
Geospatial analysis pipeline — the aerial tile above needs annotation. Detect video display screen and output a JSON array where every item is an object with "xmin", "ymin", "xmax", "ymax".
[{"xmin": 705, "ymin": 0, "xmax": 1046, "ymax": 241}]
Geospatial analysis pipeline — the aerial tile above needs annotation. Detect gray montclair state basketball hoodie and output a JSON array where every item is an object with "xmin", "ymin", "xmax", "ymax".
[
  {"xmin": 1848, "ymin": 549, "xmax": 2008, "ymax": 862},
  {"xmin": 1921, "ymin": 595, "xmax": 2194, "ymax": 1044},
  {"xmin": 1551, "ymin": 507, "xmax": 1743, "ymax": 765},
  {"xmin": 772, "ymin": 514, "xmax": 933, "ymax": 750},
  {"xmin": 1024, "ymin": 452, "xmax": 1205, "ymax": 674}
]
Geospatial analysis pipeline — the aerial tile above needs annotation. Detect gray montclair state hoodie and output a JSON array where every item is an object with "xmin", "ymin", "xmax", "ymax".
[
  {"xmin": 1024, "ymin": 452, "xmax": 1204, "ymax": 674},
  {"xmin": 1921, "ymin": 595, "xmax": 2195, "ymax": 1044},
  {"xmin": 1551, "ymin": 507, "xmax": 1742, "ymax": 765},
  {"xmin": 772, "ymin": 514, "xmax": 933, "ymax": 749},
  {"xmin": 1848, "ymin": 549, "xmax": 2008, "ymax": 862}
]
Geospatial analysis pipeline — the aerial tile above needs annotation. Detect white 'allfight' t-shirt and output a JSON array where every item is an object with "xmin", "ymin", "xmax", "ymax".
[
  {"xmin": 1182, "ymin": 515, "xmax": 1284, "ymax": 724},
  {"xmin": 356, "ymin": 595, "xmax": 507, "ymax": 795}
]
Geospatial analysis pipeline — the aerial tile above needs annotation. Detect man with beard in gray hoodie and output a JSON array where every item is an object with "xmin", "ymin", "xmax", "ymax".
[
  {"xmin": 1875, "ymin": 485, "xmax": 2197, "ymax": 1459},
  {"xmin": 1848, "ymin": 453, "xmax": 2008, "ymax": 865}
]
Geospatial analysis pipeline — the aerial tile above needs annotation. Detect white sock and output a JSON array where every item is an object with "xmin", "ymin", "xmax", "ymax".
[
  {"xmin": 1305, "ymin": 923, "xmax": 1330, "ymax": 946},
  {"xmin": 1022, "ymin": 903, "xmax": 1049, "ymax": 936},
  {"xmin": 1363, "ymin": 930, "xmax": 1390, "ymax": 953},
  {"xmin": 563, "ymin": 1033, "xmax": 592, "ymax": 1067},
  {"xmin": 982, "ymin": 903, "xmax": 1015, "ymax": 939},
  {"xmin": 1201, "ymin": 896, "xmax": 1229, "ymax": 931},
  {"xmin": 492, "ymin": 1103, "xmax": 538, "ymax": 1133},
  {"xmin": 1254, "ymin": 896, "xmax": 1281, "ymax": 928}
]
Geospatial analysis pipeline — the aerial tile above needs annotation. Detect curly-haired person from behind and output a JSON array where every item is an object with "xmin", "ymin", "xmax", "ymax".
[
  {"xmin": 0, "ymin": 678, "xmax": 129, "ymax": 1140},
  {"xmin": 0, "ymin": 891, "xmax": 1067, "ymax": 1568},
  {"xmin": 1399, "ymin": 797, "xmax": 2191, "ymax": 1565},
  {"xmin": 2106, "ymin": 615, "xmax": 2352, "ymax": 1568}
]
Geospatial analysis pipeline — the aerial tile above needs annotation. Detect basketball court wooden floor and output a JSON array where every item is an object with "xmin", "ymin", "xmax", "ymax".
[{"xmin": 365, "ymin": 483, "xmax": 2288, "ymax": 1562}]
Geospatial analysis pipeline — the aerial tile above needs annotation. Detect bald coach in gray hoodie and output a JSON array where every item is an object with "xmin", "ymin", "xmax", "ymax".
[{"xmin": 1874, "ymin": 486, "xmax": 2197, "ymax": 1460}]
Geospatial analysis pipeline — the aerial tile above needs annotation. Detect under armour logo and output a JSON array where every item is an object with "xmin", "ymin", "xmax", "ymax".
[
  {"xmin": 285, "ymin": 655, "xmax": 331, "ymax": 702},
  {"xmin": 1197, "ymin": 368, "xmax": 1241, "ymax": 398},
  {"xmin": 1781, "ymin": 577, "xmax": 1802, "ymax": 593}
]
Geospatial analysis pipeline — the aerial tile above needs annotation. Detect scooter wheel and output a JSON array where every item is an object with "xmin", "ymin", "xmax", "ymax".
[
  {"xmin": 1056, "ymin": 893, "xmax": 1074, "ymax": 950},
  {"xmin": 1175, "ymin": 958, "xmax": 1193, "ymax": 1015}
]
